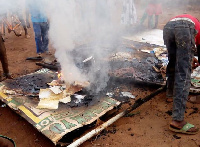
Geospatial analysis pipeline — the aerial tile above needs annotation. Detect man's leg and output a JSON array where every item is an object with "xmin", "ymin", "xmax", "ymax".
[
  {"xmin": 0, "ymin": 21, "xmax": 5, "ymax": 36},
  {"xmin": 0, "ymin": 35, "xmax": 9, "ymax": 75},
  {"xmin": 25, "ymin": 9, "xmax": 31, "ymax": 28},
  {"xmin": 148, "ymin": 15, "xmax": 153, "ymax": 29},
  {"xmin": 140, "ymin": 11, "xmax": 148, "ymax": 25},
  {"xmin": 173, "ymin": 26, "xmax": 193, "ymax": 121},
  {"xmin": 166, "ymin": 49, "xmax": 176, "ymax": 101},
  {"xmin": 32, "ymin": 22, "xmax": 42, "ymax": 54},
  {"xmin": 0, "ymin": 13, "xmax": 7, "ymax": 37},
  {"xmin": 163, "ymin": 24, "xmax": 176, "ymax": 102},
  {"xmin": 154, "ymin": 15, "xmax": 159, "ymax": 29},
  {"xmin": 12, "ymin": 10, "xmax": 28, "ymax": 38},
  {"xmin": 19, "ymin": 18, "xmax": 29, "ymax": 37},
  {"xmin": 169, "ymin": 23, "xmax": 199, "ymax": 133},
  {"xmin": 41, "ymin": 22, "xmax": 49, "ymax": 53}
]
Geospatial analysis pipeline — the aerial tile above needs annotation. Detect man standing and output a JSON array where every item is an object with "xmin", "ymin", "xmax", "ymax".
[
  {"xmin": 146, "ymin": 0, "xmax": 162, "ymax": 29},
  {"xmin": 27, "ymin": 0, "xmax": 49, "ymax": 59},
  {"xmin": 121, "ymin": 0, "xmax": 137, "ymax": 25},
  {"xmin": 0, "ymin": 35, "xmax": 12, "ymax": 80},
  {"xmin": 163, "ymin": 14, "xmax": 199, "ymax": 134}
]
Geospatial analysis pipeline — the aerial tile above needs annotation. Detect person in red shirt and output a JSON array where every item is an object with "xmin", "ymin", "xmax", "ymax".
[
  {"xmin": 146, "ymin": 0, "xmax": 162, "ymax": 29},
  {"xmin": 163, "ymin": 14, "xmax": 200, "ymax": 134}
]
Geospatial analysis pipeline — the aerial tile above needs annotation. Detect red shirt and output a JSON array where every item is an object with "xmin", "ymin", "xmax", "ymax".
[
  {"xmin": 146, "ymin": 4, "xmax": 162, "ymax": 15},
  {"xmin": 172, "ymin": 14, "xmax": 200, "ymax": 46}
]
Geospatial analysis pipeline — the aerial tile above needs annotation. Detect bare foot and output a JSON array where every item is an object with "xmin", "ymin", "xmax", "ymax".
[{"xmin": 188, "ymin": 96, "xmax": 200, "ymax": 104}]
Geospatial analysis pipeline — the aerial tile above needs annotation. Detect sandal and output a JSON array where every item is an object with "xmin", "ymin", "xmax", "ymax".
[
  {"xmin": 169, "ymin": 123, "xmax": 199, "ymax": 135},
  {"xmin": 166, "ymin": 97, "xmax": 173, "ymax": 103},
  {"xmin": 188, "ymin": 96, "xmax": 200, "ymax": 104}
]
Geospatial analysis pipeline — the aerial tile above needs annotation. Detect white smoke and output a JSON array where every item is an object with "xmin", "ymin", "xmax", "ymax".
[
  {"xmin": 0, "ymin": 0, "xmax": 137, "ymax": 93},
  {"xmin": 43, "ymin": 0, "xmax": 88, "ymax": 84},
  {"xmin": 43, "ymin": 0, "xmax": 123, "ymax": 93}
]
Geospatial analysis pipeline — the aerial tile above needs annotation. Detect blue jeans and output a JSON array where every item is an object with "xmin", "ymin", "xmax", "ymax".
[
  {"xmin": 32, "ymin": 22, "xmax": 49, "ymax": 54},
  {"xmin": 163, "ymin": 20, "xmax": 196, "ymax": 121}
]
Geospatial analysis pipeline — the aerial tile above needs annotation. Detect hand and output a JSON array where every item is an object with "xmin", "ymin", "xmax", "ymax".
[{"xmin": 192, "ymin": 57, "xmax": 199, "ymax": 69}]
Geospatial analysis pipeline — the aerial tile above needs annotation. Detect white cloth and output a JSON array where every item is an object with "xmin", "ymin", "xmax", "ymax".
[{"xmin": 121, "ymin": 0, "xmax": 137, "ymax": 25}]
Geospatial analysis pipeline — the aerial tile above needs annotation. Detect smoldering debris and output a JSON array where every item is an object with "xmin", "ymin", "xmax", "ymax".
[
  {"xmin": 0, "ymin": 0, "xmax": 163, "ymax": 97},
  {"xmin": 121, "ymin": 92, "xmax": 135, "ymax": 99},
  {"xmin": 35, "ymin": 41, "xmax": 165, "ymax": 92},
  {"xmin": 109, "ymin": 57, "xmax": 164, "ymax": 84},
  {"xmin": 3, "ymin": 72, "xmax": 57, "ymax": 96},
  {"xmin": 3, "ymin": 41, "xmax": 165, "ymax": 109}
]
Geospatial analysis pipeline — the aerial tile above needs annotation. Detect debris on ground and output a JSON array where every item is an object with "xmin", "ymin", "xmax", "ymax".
[
  {"xmin": 121, "ymin": 92, "xmax": 135, "ymax": 99},
  {"xmin": 124, "ymin": 111, "xmax": 140, "ymax": 117},
  {"xmin": 173, "ymin": 134, "xmax": 181, "ymax": 139}
]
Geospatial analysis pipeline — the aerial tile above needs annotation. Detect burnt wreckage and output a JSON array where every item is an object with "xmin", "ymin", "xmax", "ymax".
[
  {"xmin": 0, "ymin": 41, "xmax": 166, "ymax": 144},
  {"xmin": 72, "ymin": 41, "xmax": 164, "ymax": 85},
  {"xmin": 3, "ymin": 41, "xmax": 165, "ymax": 105}
]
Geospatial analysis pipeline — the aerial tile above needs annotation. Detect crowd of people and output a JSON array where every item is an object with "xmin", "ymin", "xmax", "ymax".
[
  {"xmin": 0, "ymin": 1, "xmax": 200, "ymax": 146},
  {"xmin": 0, "ymin": 0, "xmax": 50, "ymax": 77}
]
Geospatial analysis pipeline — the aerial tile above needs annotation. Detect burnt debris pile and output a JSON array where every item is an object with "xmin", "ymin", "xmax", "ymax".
[
  {"xmin": 3, "ymin": 41, "xmax": 165, "ymax": 107},
  {"xmin": 4, "ymin": 72, "xmax": 57, "ymax": 96},
  {"xmin": 109, "ymin": 56, "xmax": 163, "ymax": 83},
  {"xmin": 71, "ymin": 41, "xmax": 165, "ymax": 85}
]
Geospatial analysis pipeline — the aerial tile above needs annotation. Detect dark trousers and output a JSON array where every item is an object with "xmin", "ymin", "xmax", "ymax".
[
  {"xmin": 32, "ymin": 22, "xmax": 49, "ymax": 54},
  {"xmin": 148, "ymin": 15, "xmax": 159, "ymax": 29},
  {"xmin": 0, "ymin": 35, "xmax": 9, "ymax": 74},
  {"xmin": 163, "ymin": 20, "xmax": 196, "ymax": 121}
]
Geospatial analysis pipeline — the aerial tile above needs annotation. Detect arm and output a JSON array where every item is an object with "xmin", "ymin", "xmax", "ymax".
[{"xmin": 191, "ymin": 45, "xmax": 200, "ymax": 70}]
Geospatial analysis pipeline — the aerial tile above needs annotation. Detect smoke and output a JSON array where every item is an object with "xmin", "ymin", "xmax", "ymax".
[
  {"xmin": 43, "ymin": 0, "xmax": 124, "ymax": 93},
  {"xmin": 43, "ymin": 0, "xmax": 87, "ymax": 84},
  {"xmin": 0, "ymin": 0, "xmax": 136, "ymax": 93}
]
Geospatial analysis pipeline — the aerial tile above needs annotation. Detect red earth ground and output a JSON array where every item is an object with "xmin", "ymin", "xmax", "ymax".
[{"xmin": 0, "ymin": 1, "xmax": 200, "ymax": 147}]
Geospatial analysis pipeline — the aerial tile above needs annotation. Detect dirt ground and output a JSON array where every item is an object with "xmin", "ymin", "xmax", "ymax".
[{"xmin": 1, "ymin": 2, "xmax": 200, "ymax": 147}]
